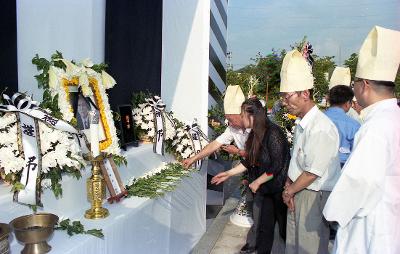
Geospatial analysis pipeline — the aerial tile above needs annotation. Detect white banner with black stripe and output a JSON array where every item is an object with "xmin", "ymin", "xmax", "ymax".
[
  {"xmin": 186, "ymin": 120, "xmax": 210, "ymax": 169},
  {"xmin": 146, "ymin": 96, "xmax": 166, "ymax": 155},
  {"xmin": 15, "ymin": 112, "xmax": 41, "ymax": 205}
]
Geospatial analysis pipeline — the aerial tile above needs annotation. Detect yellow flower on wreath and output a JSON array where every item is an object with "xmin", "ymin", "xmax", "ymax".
[{"xmin": 287, "ymin": 114, "xmax": 297, "ymax": 120}]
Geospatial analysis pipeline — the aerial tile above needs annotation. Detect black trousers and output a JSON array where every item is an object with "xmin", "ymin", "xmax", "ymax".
[{"xmin": 246, "ymin": 190, "xmax": 287, "ymax": 254}]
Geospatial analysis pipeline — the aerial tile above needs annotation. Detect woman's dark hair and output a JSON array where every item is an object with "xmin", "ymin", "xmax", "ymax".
[{"xmin": 242, "ymin": 98, "xmax": 269, "ymax": 166}]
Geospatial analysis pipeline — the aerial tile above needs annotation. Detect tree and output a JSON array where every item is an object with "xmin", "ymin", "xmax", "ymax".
[
  {"xmin": 250, "ymin": 50, "xmax": 285, "ymax": 107},
  {"xmin": 344, "ymin": 53, "xmax": 358, "ymax": 81},
  {"xmin": 226, "ymin": 69, "xmax": 254, "ymax": 96},
  {"xmin": 344, "ymin": 53, "xmax": 400, "ymax": 97},
  {"xmin": 312, "ymin": 55, "xmax": 336, "ymax": 101}
]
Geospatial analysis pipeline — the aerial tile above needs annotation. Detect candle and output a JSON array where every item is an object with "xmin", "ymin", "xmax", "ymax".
[{"xmin": 89, "ymin": 110, "xmax": 100, "ymax": 157}]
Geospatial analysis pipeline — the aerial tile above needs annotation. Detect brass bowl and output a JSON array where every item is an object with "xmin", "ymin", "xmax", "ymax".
[
  {"xmin": 10, "ymin": 213, "xmax": 58, "ymax": 254},
  {"xmin": 0, "ymin": 223, "xmax": 11, "ymax": 254}
]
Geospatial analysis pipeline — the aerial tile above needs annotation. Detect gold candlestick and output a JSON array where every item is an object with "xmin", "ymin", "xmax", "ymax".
[{"xmin": 84, "ymin": 154, "xmax": 109, "ymax": 219}]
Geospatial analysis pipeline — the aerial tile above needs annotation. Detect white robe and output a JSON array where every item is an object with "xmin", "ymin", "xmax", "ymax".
[{"xmin": 323, "ymin": 98, "xmax": 400, "ymax": 254}]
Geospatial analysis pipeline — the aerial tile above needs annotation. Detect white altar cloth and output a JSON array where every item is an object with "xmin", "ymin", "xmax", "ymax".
[{"xmin": 0, "ymin": 145, "xmax": 207, "ymax": 254}]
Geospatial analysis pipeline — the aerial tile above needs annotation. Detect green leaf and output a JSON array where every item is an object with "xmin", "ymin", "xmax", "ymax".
[
  {"xmin": 56, "ymin": 219, "xmax": 103, "ymax": 238},
  {"xmin": 91, "ymin": 63, "xmax": 108, "ymax": 73},
  {"xmin": 85, "ymin": 229, "xmax": 104, "ymax": 238},
  {"xmin": 11, "ymin": 182, "xmax": 25, "ymax": 192},
  {"xmin": 51, "ymin": 182, "xmax": 63, "ymax": 198},
  {"xmin": 28, "ymin": 204, "xmax": 38, "ymax": 213},
  {"xmin": 112, "ymin": 154, "xmax": 127, "ymax": 167},
  {"xmin": 126, "ymin": 163, "xmax": 190, "ymax": 198}
]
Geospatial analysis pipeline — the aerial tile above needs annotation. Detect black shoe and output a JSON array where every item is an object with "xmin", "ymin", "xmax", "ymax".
[
  {"xmin": 329, "ymin": 227, "xmax": 337, "ymax": 240},
  {"xmin": 240, "ymin": 243, "xmax": 256, "ymax": 254}
]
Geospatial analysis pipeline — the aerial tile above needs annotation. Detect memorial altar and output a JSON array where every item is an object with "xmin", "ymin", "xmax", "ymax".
[{"xmin": 0, "ymin": 144, "xmax": 207, "ymax": 254}]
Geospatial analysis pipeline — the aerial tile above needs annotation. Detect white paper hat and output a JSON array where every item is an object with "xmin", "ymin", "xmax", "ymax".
[
  {"xmin": 280, "ymin": 50, "xmax": 314, "ymax": 92},
  {"xmin": 224, "ymin": 85, "xmax": 245, "ymax": 114},
  {"xmin": 329, "ymin": 67, "xmax": 351, "ymax": 89},
  {"xmin": 355, "ymin": 26, "xmax": 400, "ymax": 82}
]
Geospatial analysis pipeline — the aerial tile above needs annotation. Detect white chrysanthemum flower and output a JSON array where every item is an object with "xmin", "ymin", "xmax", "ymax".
[
  {"xmin": 138, "ymin": 103, "xmax": 146, "ymax": 109},
  {"xmin": 176, "ymin": 144, "xmax": 184, "ymax": 152},
  {"xmin": 142, "ymin": 107, "xmax": 152, "ymax": 115},
  {"xmin": 0, "ymin": 147, "xmax": 24, "ymax": 175},
  {"xmin": 176, "ymin": 130, "xmax": 185, "ymax": 138},
  {"xmin": 0, "ymin": 113, "xmax": 17, "ymax": 129},
  {"xmin": 181, "ymin": 148, "xmax": 193, "ymax": 159},
  {"xmin": 48, "ymin": 66, "xmax": 59, "ymax": 89},
  {"xmin": 41, "ymin": 179, "xmax": 52, "ymax": 189},
  {"xmin": 1, "ymin": 129, "xmax": 17, "ymax": 146},
  {"xmin": 81, "ymin": 58, "xmax": 94, "ymax": 68},
  {"xmin": 101, "ymin": 70, "xmax": 116, "ymax": 89},
  {"xmin": 164, "ymin": 119, "xmax": 176, "ymax": 140},
  {"xmin": 147, "ymin": 129, "xmax": 155, "ymax": 137},
  {"xmin": 181, "ymin": 138, "xmax": 191, "ymax": 146},
  {"xmin": 144, "ymin": 114, "xmax": 153, "ymax": 121},
  {"xmin": 172, "ymin": 138, "xmax": 179, "ymax": 146},
  {"xmin": 133, "ymin": 108, "xmax": 141, "ymax": 115},
  {"xmin": 140, "ymin": 123, "xmax": 149, "ymax": 130},
  {"xmin": 133, "ymin": 115, "xmax": 141, "ymax": 122},
  {"xmin": 80, "ymin": 76, "xmax": 93, "ymax": 96},
  {"xmin": 42, "ymin": 151, "xmax": 60, "ymax": 171},
  {"xmin": 126, "ymin": 176, "xmax": 137, "ymax": 186},
  {"xmin": 61, "ymin": 59, "xmax": 80, "ymax": 75}
]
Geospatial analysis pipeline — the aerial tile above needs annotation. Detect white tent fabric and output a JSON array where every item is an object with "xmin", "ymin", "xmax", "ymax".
[{"xmin": 0, "ymin": 145, "xmax": 206, "ymax": 254}]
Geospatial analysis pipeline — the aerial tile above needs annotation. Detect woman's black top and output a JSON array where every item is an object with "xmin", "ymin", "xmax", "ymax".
[{"xmin": 241, "ymin": 122, "xmax": 290, "ymax": 194}]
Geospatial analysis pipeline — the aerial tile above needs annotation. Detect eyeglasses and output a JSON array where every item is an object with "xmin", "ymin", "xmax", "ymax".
[
  {"xmin": 351, "ymin": 79, "xmax": 362, "ymax": 89},
  {"xmin": 280, "ymin": 92, "xmax": 297, "ymax": 101}
]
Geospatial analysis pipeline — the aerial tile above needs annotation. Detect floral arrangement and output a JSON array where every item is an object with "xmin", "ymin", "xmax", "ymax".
[
  {"xmin": 132, "ymin": 101, "xmax": 176, "ymax": 142},
  {"xmin": 126, "ymin": 163, "xmax": 192, "ymax": 199},
  {"xmin": 132, "ymin": 94, "xmax": 209, "ymax": 161},
  {"xmin": 0, "ymin": 51, "xmax": 124, "ymax": 208},
  {"xmin": 169, "ymin": 124, "xmax": 209, "ymax": 160},
  {"xmin": 0, "ymin": 112, "xmax": 84, "ymax": 198},
  {"xmin": 32, "ymin": 51, "xmax": 120, "ymax": 155},
  {"xmin": 274, "ymin": 108, "xmax": 297, "ymax": 146}
]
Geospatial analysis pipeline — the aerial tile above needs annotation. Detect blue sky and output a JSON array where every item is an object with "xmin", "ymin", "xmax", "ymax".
[{"xmin": 227, "ymin": 0, "xmax": 400, "ymax": 70}]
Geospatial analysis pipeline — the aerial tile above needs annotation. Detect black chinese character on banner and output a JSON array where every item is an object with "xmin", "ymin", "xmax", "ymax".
[
  {"xmin": 42, "ymin": 114, "xmax": 59, "ymax": 126},
  {"xmin": 191, "ymin": 133, "xmax": 199, "ymax": 141},
  {"xmin": 155, "ymin": 110, "xmax": 162, "ymax": 117},
  {"xmin": 22, "ymin": 124, "xmax": 35, "ymax": 137},
  {"xmin": 26, "ymin": 156, "xmax": 38, "ymax": 171},
  {"xmin": 157, "ymin": 129, "xmax": 164, "ymax": 142}
]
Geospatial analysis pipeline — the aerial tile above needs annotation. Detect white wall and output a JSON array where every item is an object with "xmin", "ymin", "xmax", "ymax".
[
  {"xmin": 161, "ymin": 0, "xmax": 210, "ymax": 133},
  {"xmin": 17, "ymin": 0, "xmax": 106, "ymax": 100}
]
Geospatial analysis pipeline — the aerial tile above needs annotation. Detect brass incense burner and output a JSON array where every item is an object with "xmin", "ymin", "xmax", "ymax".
[
  {"xmin": 84, "ymin": 154, "xmax": 109, "ymax": 219},
  {"xmin": 10, "ymin": 213, "xmax": 58, "ymax": 254},
  {"xmin": 0, "ymin": 223, "xmax": 10, "ymax": 254}
]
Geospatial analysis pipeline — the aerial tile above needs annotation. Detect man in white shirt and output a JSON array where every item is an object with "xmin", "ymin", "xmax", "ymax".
[
  {"xmin": 323, "ymin": 26, "xmax": 400, "ymax": 254},
  {"xmin": 279, "ymin": 50, "xmax": 341, "ymax": 254},
  {"xmin": 182, "ymin": 85, "xmax": 249, "ymax": 168}
]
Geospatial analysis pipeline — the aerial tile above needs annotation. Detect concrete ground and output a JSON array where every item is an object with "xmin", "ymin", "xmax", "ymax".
[
  {"xmin": 193, "ymin": 188, "xmax": 334, "ymax": 254},
  {"xmin": 211, "ymin": 220, "xmax": 286, "ymax": 254}
]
